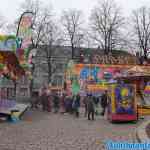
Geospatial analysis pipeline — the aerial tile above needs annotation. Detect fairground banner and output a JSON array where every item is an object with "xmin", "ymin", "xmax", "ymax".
[{"xmin": 17, "ymin": 12, "xmax": 34, "ymax": 49}]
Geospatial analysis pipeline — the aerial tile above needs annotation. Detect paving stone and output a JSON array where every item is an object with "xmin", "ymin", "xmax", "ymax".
[{"xmin": 0, "ymin": 109, "xmax": 144, "ymax": 150}]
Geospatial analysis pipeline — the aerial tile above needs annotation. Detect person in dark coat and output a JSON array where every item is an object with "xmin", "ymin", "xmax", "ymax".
[
  {"xmin": 41, "ymin": 88, "xmax": 48, "ymax": 111},
  {"xmin": 83, "ymin": 96, "xmax": 88, "ymax": 117},
  {"xmin": 53, "ymin": 93, "xmax": 60, "ymax": 113},
  {"xmin": 47, "ymin": 92, "xmax": 52, "ymax": 112},
  {"xmin": 100, "ymin": 90, "xmax": 108, "ymax": 116},
  {"xmin": 87, "ymin": 94, "xmax": 95, "ymax": 120}
]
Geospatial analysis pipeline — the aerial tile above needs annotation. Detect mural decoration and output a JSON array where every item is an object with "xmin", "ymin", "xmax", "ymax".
[
  {"xmin": 66, "ymin": 64, "xmax": 130, "ymax": 96},
  {"xmin": 0, "ymin": 36, "xmax": 25, "ymax": 80},
  {"xmin": 66, "ymin": 63, "xmax": 150, "ymax": 97},
  {"xmin": 114, "ymin": 84, "xmax": 135, "ymax": 114},
  {"xmin": 0, "ymin": 13, "xmax": 34, "ymax": 81}
]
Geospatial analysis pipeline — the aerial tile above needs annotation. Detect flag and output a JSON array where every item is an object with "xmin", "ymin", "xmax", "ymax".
[
  {"xmin": 17, "ymin": 12, "xmax": 34, "ymax": 64},
  {"xmin": 17, "ymin": 12, "xmax": 34, "ymax": 49}
]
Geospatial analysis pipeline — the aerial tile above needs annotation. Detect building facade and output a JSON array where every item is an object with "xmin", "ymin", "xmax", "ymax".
[
  {"xmin": 0, "ymin": 46, "xmax": 139, "ymax": 98},
  {"xmin": 33, "ymin": 46, "xmax": 138, "ymax": 91}
]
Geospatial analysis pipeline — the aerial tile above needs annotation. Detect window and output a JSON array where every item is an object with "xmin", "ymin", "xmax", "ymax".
[
  {"xmin": 52, "ymin": 75, "xmax": 63, "ymax": 86},
  {"xmin": 7, "ymin": 88, "xmax": 15, "ymax": 99},
  {"xmin": 20, "ymin": 76, "xmax": 28, "ymax": 85},
  {"xmin": 20, "ymin": 88, "xmax": 27, "ymax": 97},
  {"xmin": 54, "ymin": 63, "xmax": 64, "ymax": 73}
]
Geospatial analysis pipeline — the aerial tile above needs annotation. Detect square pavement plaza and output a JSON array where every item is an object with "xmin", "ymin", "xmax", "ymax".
[{"xmin": 0, "ymin": 108, "xmax": 141, "ymax": 150}]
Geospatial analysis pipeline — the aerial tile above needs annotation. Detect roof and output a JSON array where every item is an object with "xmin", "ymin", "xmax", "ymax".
[{"xmin": 35, "ymin": 45, "xmax": 137, "ymax": 64}]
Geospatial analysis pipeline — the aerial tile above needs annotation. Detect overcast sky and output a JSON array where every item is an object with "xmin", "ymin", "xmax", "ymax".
[{"xmin": 0, "ymin": 0, "xmax": 150, "ymax": 23}]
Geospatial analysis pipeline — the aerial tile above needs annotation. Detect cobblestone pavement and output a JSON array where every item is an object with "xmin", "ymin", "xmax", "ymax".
[{"xmin": 0, "ymin": 108, "xmax": 144, "ymax": 150}]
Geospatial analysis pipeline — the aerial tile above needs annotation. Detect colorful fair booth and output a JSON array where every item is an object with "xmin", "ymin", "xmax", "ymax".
[
  {"xmin": 65, "ymin": 61, "xmax": 150, "ymax": 122},
  {"xmin": 107, "ymin": 84, "xmax": 138, "ymax": 122}
]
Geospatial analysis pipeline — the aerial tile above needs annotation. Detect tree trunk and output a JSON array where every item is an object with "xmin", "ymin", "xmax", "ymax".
[
  {"xmin": 47, "ymin": 46, "xmax": 52, "ymax": 84},
  {"xmin": 71, "ymin": 44, "xmax": 74, "ymax": 59},
  {"xmin": 47, "ymin": 61, "xmax": 52, "ymax": 84},
  {"xmin": 104, "ymin": 36, "xmax": 107, "ymax": 54},
  {"xmin": 144, "ymin": 49, "xmax": 147, "ymax": 60},
  {"xmin": 29, "ymin": 63, "xmax": 35, "ymax": 97}
]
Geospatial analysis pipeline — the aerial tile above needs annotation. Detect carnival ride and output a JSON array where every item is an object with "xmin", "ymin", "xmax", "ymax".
[{"xmin": 0, "ymin": 12, "xmax": 34, "ymax": 121}]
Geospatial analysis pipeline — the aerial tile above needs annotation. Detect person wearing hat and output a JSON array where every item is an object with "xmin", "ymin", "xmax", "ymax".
[{"xmin": 87, "ymin": 93, "xmax": 95, "ymax": 120}]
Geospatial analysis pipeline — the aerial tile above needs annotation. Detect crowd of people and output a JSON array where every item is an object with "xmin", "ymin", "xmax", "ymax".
[{"xmin": 31, "ymin": 86, "xmax": 109, "ymax": 121}]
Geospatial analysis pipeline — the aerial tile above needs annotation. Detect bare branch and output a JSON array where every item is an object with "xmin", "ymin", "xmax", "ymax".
[
  {"xmin": 132, "ymin": 6, "xmax": 150, "ymax": 59},
  {"xmin": 61, "ymin": 9, "xmax": 84, "ymax": 58},
  {"xmin": 90, "ymin": 0, "xmax": 124, "ymax": 54}
]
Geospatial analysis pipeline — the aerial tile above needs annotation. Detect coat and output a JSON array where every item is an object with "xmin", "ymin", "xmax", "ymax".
[
  {"xmin": 101, "ymin": 94, "xmax": 108, "ymax": 108},
  {"xmin": 87, "ymin": 96, "xmax": 95, "ymax": 111}
]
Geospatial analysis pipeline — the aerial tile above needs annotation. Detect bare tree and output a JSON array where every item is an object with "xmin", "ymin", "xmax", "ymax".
[
  {"xmin": 61, "ymin": 9, "xmax": 84, "ymax": 59},
  {"xmin": 37, "ymin": 9, "xmax": 63, "ymax": 84},
  {"xmin": 90, "ymin": 0, "xmax": 124, "ymax": 54},
  {"xmin": 132, "ymin": 6, "xmax": 150, "ymax": 59}
]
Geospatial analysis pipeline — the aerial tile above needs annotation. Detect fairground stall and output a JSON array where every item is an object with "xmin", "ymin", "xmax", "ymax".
[
  {"xmin": 115, "ymin": 66, "xmax": 150, "ymax": 118},
  {"xmin": 65, "ymin": 60, "xmax": 150, "ymax": 122},
  {"xmin": 107, "ymin": 84, "xmax": 138, "ymax": 122}
]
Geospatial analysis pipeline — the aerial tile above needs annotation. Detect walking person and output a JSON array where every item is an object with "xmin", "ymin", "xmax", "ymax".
[
  {"xmin": 47, "ymin": 90, "xmax": 52, "ymax": 112},
  {"xmin": 87, "ymin": 93, "xmax": 95, "ymax": 120},
  {"xmin": 83, "ymin": 96, "xmax": 88, "ymax": 117},
  {"xmin": 53, "ymin": 92, "xmax": 60, "ymax": 113},
  {"xmin": 41, "ymin": 87, "xmax": 48, "ymax": 111},
  {"xmin": 100, "ymin": 90, "xmax": 108, "ymax": 116},
  {"xmin": 60, "ymin": 93, "xmax": 66, "ymax": 113},
  {"xmin": 72, "ymin": 94, "xmax": 80, "ymax": 117}
]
